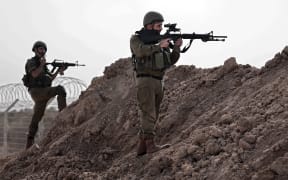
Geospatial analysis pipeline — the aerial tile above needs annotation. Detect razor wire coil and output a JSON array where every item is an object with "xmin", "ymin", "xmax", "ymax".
[{"xmin": 0, "ymin": 77, "xmax": 87, "ymax": 111}]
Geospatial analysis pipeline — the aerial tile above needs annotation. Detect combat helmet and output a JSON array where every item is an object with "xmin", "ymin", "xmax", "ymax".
[
  {"xmin": 32, "ymin": 41, "xmax": 47, "ymax": 52},
  {"xmin": 143, "ymin": 11, "xmax": 164, "ymax": 26}
]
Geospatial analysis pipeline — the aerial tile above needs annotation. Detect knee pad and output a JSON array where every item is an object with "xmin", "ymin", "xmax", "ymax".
[{"xmin": 56, "ymin": 85, "xmax": 67, "ymax": 97}]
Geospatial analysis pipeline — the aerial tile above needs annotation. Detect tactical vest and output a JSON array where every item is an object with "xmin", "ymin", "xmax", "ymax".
[
  {"xmin": 24, "ymin": 58, "xmax": 52, "ymax": 88},
  {"xmin": 133, "ymin": 48, "xmax": 173, "ymax": 79}
]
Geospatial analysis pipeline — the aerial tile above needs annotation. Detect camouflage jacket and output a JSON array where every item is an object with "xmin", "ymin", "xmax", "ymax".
[
  {"xmin": 130, "ymin": 29, "xmax": 180, "ymax": 79},
  {"xmin": 24, "ymin": 56, "xmax": 52, "ymax": 88}
]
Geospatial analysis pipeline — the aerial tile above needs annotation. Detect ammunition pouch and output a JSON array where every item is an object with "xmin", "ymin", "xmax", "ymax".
[
  {"xmin": 154, "ymin": 51, "xmax": 171, "ymax": 70},
  {"xmin": 26, "ymin": 74, "xmax": 52, "ymax": 88},
  {"xmin": 22, "ymin": 74, "xmax": 30, "ymax": 88},
  {"xmin": 35, "ymin": 75, "xmax": 52, "ymax": 87},
  {"xmin": 134, "ymin": 51, "xmax": 171, "ymax": 72}
]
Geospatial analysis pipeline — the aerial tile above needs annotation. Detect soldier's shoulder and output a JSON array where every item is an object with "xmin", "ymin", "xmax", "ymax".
[
  {"xmin": 25, "ymin": 57, "xmax": 37, "ymax": 66},
  {"xmin": 130, "ymin": 33, "xmax": 140, "ymax": 41},
  {"xmin": 27, "ymin": 56, "xmax": 37, "ymax": 62}
]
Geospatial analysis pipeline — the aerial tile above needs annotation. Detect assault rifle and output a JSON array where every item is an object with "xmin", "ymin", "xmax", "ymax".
[
  {"xmin": 46, "ymin": 59, "xmax": 85, "ymax": 73},
  {"xmin": 141, "ymin": 23, "xmax": 227, "ymax": 53}
]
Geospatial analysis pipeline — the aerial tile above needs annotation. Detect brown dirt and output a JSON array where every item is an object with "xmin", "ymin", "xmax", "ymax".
[{"xmin": 0, "ymin": 46, "xmax": 288, "ymax": 180}]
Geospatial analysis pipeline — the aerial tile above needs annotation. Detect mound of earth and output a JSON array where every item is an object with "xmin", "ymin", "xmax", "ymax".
[{"xmin": 0, "ymin": 46, "xmax": 288, "ymax": 180}]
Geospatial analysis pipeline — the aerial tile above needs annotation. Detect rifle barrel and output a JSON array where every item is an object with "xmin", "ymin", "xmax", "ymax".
[{"xmin": 213, "ymin": 35, "xmax": 228, "ymax": 38}]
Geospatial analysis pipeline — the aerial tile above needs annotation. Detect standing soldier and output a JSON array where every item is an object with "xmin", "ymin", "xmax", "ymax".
[
  {"xmin": 23, "ymin": 41, "xmax": 67, "ymax": 149},
  {"xmin": 130, "ymin": 11, "xmax": 183, "ymax": 156}
]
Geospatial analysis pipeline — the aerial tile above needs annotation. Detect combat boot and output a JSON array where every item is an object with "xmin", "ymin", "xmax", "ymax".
[
  {"xmin": 145, "ymin": 138, "xmax": 171, "ymax": 154},
  {"xmin": 136, "ymin": 136, "xmax": 147, "ymax": 156},
  {"xmin": 26, "ymin": 136, "xmax": 34, "ymax": 149}
]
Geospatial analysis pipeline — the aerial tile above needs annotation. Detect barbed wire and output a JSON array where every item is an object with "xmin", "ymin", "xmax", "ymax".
[{"xmin": 0, "ymin": 77, "xmax": 87, "ymax": 111}]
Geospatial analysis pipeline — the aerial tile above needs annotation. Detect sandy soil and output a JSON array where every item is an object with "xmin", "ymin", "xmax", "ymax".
[{"xmin": 0, "ymin": 46, "xmax": 288, "ymax": 180}]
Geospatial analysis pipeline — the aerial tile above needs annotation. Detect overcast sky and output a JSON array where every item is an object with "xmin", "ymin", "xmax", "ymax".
[{"xmin": 0, "ymin": 0, "xmax": 287, "ymax": 86}]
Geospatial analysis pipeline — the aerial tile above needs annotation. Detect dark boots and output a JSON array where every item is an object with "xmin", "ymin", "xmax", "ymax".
[
  {"xmin": 26, "ymin": 136, "xmax": 34, "ymax": 149},
  {"xmin": 145, "ymin": 138, "xmax": 170, "ymax": 153},
  {"xmin": 136, "ymin": 136, "xmax": 171, "ymax": 156},
  {"xmin": 137, "ymin": 136, "xmax": 147, "ymax": 156}
]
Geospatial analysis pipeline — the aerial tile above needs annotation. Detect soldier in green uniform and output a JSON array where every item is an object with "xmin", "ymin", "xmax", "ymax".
[
  {"xmin": 130, "ymin": 11, "xmax": 183, "ymax": 156},
  {"xmin": 24, "ymin": 41, "xmax": 67, "ymax": 149}
]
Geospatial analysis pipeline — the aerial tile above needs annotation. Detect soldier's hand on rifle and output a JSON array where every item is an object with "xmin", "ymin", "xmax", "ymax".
[
  {"xmin": 174, "ymin": 38, "xmax": 183, "ymax": 47},
  {"xmin": 159, "ymin": 38, "xmax": 171, "ymax": 48},
  {"xmin": 40, "ymin": 57, "xmax": 46, "ymax": 67},
  {"xmin": 58, "ymin": 66, "xmax": 67, "ymax": 75}
]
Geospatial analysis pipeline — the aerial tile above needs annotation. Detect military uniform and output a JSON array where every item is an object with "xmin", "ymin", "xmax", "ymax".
[
  {"xmin": 130, "ymin": 28, "xmax": 180, "ymax": 154},
  {"xmin": 25, "ymin": 56, "xmax": 67, "ymax": 148}
]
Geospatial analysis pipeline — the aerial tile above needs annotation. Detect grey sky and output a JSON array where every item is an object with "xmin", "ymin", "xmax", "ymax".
[{"xmin": 0, "ymin": 0, "xmax": 287, "ymax": 86}]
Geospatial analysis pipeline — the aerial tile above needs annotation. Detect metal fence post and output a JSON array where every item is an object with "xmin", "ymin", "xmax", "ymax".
[{"xmin": 3, "ymin": 99, "xmax": 19, "ymax": 155}]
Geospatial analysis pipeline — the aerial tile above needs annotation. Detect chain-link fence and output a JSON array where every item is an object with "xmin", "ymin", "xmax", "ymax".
[{"xmin": 0, "ymin": 77, "xmax": 87, "ymax": 155}]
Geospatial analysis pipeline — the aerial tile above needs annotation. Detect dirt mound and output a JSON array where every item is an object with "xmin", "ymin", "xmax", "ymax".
[{"xmin": 1, "ymin": 46, "xmax": 288, "ymax": 180}]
